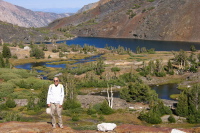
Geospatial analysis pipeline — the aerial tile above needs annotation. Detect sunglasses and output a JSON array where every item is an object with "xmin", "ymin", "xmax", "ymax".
[{"xmin": 54, "ymin": 80, "xmax": 59, "ymax": 82}]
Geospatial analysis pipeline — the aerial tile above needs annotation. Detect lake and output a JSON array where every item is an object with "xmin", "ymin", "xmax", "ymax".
[
  {"xmin": 92, "ymin": 84, "xmax": 180, "ymax": 100},
  {"xmin": 17, "ymin": 37, "xmax": 190, "ymax": 100},
  {"xmin": 59, "ymin": 37, "xmax": 200, "ymax": 51}
]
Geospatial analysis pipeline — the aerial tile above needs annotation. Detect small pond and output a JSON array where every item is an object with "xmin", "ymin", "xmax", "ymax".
[
  {"xmin": 91, "ymin": 84, "xmax": 180, "ymax": 100},
  {"xmin": 15, "ymin": 54, "xmax": 102, "ymax": 72}
]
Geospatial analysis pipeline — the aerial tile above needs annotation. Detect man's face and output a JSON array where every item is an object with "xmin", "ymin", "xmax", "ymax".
[{"xmin": 54, "ymin": 78, "xmax": 59, "ymax": 85}]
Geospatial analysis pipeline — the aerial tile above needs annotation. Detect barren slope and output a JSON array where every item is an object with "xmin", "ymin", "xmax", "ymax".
[
  {"xmin": 0, "ymin": 0, "xmax": 70, "ymax": 27},
  {"xmin": 48, "ymin": 0, "xmax": 200, "ymax": 42}
]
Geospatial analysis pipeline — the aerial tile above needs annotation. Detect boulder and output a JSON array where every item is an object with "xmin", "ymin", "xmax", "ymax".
[{"xmin": 97, "ymin": 123, "xmax": 117, "ymax": 132}]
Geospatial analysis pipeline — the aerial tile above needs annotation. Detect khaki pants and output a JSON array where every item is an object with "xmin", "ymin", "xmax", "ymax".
[{"xmin": 50, "ymin": 103, "xmax": 63, "ymax": 126}]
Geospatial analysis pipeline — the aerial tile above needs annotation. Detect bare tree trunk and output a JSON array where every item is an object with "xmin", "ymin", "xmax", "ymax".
[
  {"xmin": 107, "ymin": 84, "xmax": 114, "ymax": 108},
  {"xmin": 107, "ymin": 84, "xmax": 110, "ymax": 107},
  {"xmin": 110, "ymin": 86, "xmax": 113, "ymax": 108}
]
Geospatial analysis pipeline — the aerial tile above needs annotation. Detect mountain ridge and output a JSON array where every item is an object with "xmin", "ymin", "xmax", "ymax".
[
  {"xmin": 0, "ymin": 0, "xmax": 70, "ymax": 28},
  {"xmin": 48, "ymin": 0, "xmax": 200, "ymax": 42}
]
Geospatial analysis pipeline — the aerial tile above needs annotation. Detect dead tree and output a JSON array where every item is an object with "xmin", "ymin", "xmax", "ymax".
[{"xmin": 107, "ymin": 84, "xmax": 113, "ymax": 108}]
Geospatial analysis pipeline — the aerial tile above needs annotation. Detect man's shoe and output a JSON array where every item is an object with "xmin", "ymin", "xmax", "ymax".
[
  {"xmin": 59, "ymin": 125, "xmax": 63, "ymax": 129},
  {"xmin": 52, "ymin": 125, "xmax": 56, "ymax": 129}
]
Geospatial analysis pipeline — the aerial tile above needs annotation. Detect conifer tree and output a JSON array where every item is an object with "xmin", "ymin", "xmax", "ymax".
[
  {"xmin": 95, "ymin": 57, "xmax": 105, "ymax": 75},
  {"xmin": 0, "ymin": 53, "xmax": 5, "ymax": 68},
  {"xmin": 2, "ymin": 45, "xmax": 11, "ymax": 58},
  {"xmin": 176, "ymin": 91, "xmax": 188, "ymax": 117}
]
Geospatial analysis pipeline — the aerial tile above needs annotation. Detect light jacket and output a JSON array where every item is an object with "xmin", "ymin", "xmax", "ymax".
[{"xmin": 47, "ymin": 84, "xmax": 64, "ymax": 105}]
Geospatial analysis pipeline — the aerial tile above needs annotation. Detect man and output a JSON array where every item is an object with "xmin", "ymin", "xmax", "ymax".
[{"xmin": 47, "ymin": 77, "xmax": 64, "ymax": 129}]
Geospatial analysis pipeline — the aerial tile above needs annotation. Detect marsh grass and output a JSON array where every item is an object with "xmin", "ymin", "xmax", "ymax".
[
  {"xmin": 170, "ymin": 94, "xmax": 180, "ymax": 100},
  {"xmin": 46, "ymin": 60, "xmax": 77, "ymax": 65},
  {"xmin": 33, "ymin": 66, "xmax": 61, "ymax": 72}
]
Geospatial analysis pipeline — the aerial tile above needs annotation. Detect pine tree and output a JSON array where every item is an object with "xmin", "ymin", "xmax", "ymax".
[
  {"xmin": 0, "ymin": 53, "xmax": 5, "ymax": 68},
  {"xmin": 176, "ymin": 91, "xmax": 188, "ymax": 117},
  {"xmin": 95, "ymin": 57, "xmax": 105, "ymax": 75},
  {"xmin": 2, "ymin": 45, "xmax": 11, "ymax": 58},
  {"xmin": 30, "ymin": 46, "xmax": 45, "ymax": 59}
]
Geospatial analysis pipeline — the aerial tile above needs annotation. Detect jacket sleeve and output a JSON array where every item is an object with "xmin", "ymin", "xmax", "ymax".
[
  {"xmin": 46, "ymin": 85, "xmax": 52, "ymax": 104},
  {"xmin": 59, "ymin": 84, "xmax": 65, "ymax": 105}
]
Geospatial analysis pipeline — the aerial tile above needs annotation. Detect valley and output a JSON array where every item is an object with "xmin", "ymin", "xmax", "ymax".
[{"xmin": 0, "ymin": 0, "xmax": 200, "ymax": 132}]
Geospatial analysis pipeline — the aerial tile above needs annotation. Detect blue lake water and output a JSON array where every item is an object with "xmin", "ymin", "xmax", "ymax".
[
  {"xmin": 59, "ymin": 37, "xmax": 200, "ymax": 51},
  {"xmin": 15, "ymin": 54, "xmax": 102, "ymax": 71},
  {"xmin": 18, "ymin": 37, "xmax": 189, "ymax": 99},
  {"xmin": 92, "ymin": 84, "xmax": 180, "ymax": 100}
]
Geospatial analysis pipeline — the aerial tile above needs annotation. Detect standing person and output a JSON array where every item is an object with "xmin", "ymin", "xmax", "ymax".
[{"xmin": 47, "ymin": 77, "xmax": 65, "ymax": 129}]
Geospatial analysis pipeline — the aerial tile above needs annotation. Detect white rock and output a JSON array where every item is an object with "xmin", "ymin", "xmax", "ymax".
[
  {"xmin": 171, "ymin": 129, "xmax": 186, "ymax": 133},
  {"xmin": 129, "ymin": 107, "xmax": 134, "ymax": 109},
  {"xmin": 97, "ymin": 123, "xmax": 117, "ymax": 132}
]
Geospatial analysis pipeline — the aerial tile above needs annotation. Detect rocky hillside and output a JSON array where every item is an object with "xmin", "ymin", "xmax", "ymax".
[
  {"xmin": 0, "ymin": 20, "xmax": 64, "ymax": 43},
  {"xmin": 48, "ymin": 0, "xmax": 200, "ymax": 42},
  {"xmin": 77, "ymin": 0, "xmax": 111, "ymax": 13},
  {"xmin": 0, "ymin": 0, "xmax": 70, "ymax": 28}
]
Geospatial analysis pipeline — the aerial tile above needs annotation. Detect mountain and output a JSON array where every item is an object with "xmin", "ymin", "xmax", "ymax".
[
  {"xmin": 48, "ymin": 0, "xmax": 200, "ymax": 42},
  {"xmin": 31, "ymin": 8, "xmax": 78, "ymax": 14},
  {"xmin": 77, "ymin": 0, "xmax": 111, "ymax": 13},
  {"xmin": 0, "ymin": 20, "xmax": 64, "ymax": 43},
  {"xmin": 77, "ymin": 3, "xmax": 98, "ymax": 13},
  {"xmin": 0, "ymin": 0, "xmax": 70, "ymax": 28}
]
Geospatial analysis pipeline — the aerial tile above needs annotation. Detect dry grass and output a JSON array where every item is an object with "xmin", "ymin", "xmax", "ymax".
[{"xmin": 104, "ymin": 112, "xmax": 143, "ymax": 125}]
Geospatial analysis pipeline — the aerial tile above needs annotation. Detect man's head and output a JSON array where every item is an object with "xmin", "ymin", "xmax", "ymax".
[{"xmin": 53, "ymin": 77, "xmax": 59, "ymax": 86}]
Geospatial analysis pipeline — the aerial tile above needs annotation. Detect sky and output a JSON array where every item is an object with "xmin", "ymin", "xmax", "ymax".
[{"xmin": 3, "ymin": 0, "xmax": 99, "ymax": 13}]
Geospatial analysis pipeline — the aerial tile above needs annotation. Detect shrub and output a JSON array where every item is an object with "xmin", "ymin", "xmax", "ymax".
[
  {"xmin": 30, "ymin": 46, "xmax": 45, "ymax": 59},
  {"xmin": 139, "ymin": 110, "xmax": 162, "ymax": 124},
  {"xmin": 12, "ymin": 54, "xmax": 18, "ymax": 59},
  {"xmin": 148, "ymin": 113, "xmax": 162, "ymax": 124},
  {"xmin": 100, "ymin": 100, "xmax": 114, "ymax": 115},
  {"xmin": 0, "ymin": 82, "xmax": 15, "ymax": 97},
  {"xmin": 0, "ymin": 112, "xmax": 22, "ymax": 122},
  {"xmin": 2, "ymin": 45, "xmax": 11, "ymax": 58},
  {"xmin": 87, "ymin": 105, "xmax": 97, "ymax": 115},
  {"xmin": 63, "ymin": 99, "xmax": 81, "ymax": 110},
  {"xmin": 5, "ymin": 98, "xmax": 16, "ymax": 108},
  {"xmin": 0, "ymin": 72, "xmax": 22, "ymax": 81},
  {"xmin": 99, "ymin": 115, "xmax": 105, "ymax": 121},
  {"xmin": 0, "ymin": 103, "xmax": 8, "ymax": 110},
  {"xmin": 72, "ymin": 114, "xmax": 80, "ymax": 121},
  {"xmin": 168, "ymin": 115, "xmax": 176, "ymax": 123},
  {"xmin": 92, "ymin": 103, "xmax": 102, "ymax": 114}
]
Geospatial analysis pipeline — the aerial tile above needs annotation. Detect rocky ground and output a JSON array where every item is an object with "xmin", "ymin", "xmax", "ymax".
[{"xmin": 0, "ymin": 121, "xmax": 196, "ymax": 133}]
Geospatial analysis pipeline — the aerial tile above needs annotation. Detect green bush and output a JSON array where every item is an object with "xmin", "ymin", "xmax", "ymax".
[
  {"xmin": 139, "ymin": 110, "xmax": 162, "ymax": 124},
  {"xmin": 0, "ymin": 112, "xmax": 22, "ymax": 122},
  {"xmin": 5, "ymin": 98, "xmax": 16, "ymax": 108},
  {"xmin": 0, "ymin": 82, "xmax": 15, "ymax": 97},
  {"xmin": 0, "ymin": 103, "xmax": 8, "ymax": 110},
  {"xmin": 0, "ymin": 72, "xmax": 22, "ymax": 81},
  {"xmin": 63, "ymin": 99, "xmax": 81, "ymax": 110},
  {"xmin": 30, "ymin": 46, "xmax": 45, "ymax": 59},
  {"xmin": 100, "ymin": 101, "xmax": 114, "ymax": 115},
  {"xmin": 148, "ymin": 113, "xmax": 162, "ymax": 124},
  {"xmin": 11, "ymin": 90, "xmax": 35, "ymax": 99},
  {"xmin": 99, "ymin": 115, "xmax": 105, "ymax": 121},
  {"xmin": 87, "ymin": 105, "xmax": 97, "ymax": 115},
  {"xmin": 72, "ymin": 114, "xmax": 80, "ymax": 121},
  {"xmin": 92, "ymin": 103, "xmax": 102, "ymax": 113},
  {"xmin": 168, "ymin": 115, "xmax": 176, "ymax": 123}
]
